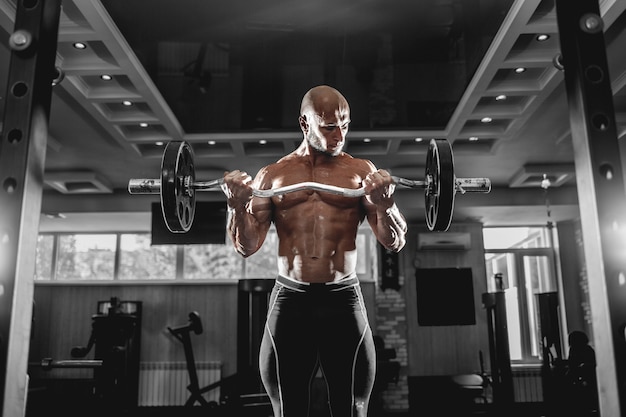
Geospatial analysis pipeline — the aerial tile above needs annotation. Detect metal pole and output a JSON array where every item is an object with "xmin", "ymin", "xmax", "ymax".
[
  {"xmin": 0, "ymin": 0, "xmax": 61, "ymax": 415},
  {"xmin": 555, "ymin": 1, "xmax": 626, "ymax": 415}
]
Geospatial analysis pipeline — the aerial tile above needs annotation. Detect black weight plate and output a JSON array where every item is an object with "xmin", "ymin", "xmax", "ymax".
[
  {"xmin": 161, "ymin": 141, "xmax": 196, "ymax": 233},
  {"xmin": 424, "ymin": 139, "xmax": 455, "ymax": 231}
]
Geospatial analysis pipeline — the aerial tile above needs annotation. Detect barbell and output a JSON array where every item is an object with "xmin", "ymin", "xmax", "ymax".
[{"xmin": 128, "ymin": 139, "xmax": 491, "ymax": 233}]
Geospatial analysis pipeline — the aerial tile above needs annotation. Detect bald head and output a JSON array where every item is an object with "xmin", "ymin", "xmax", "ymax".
[
  {"xmin": 300, "ymin": 85, "xmax": 350, "ymax": 118},
  {"xmin": 298, "ymin": 85, "xmax": 351, "ymax": 156}
]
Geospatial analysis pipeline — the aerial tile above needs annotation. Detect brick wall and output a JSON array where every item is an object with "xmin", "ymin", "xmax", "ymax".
[{"xmin": 375, "ymin": 272, "xmax": 410, "ymax": 411}]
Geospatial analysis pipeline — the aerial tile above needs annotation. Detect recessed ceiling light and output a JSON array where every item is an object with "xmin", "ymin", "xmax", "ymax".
[
  {"xmin": 259, "ymin": 139, "xmax": 267, "ymax": 145},
  {"xmin": 363, "ymin": 138, "xmax": 371, "ymax": 143},
  {"xmin": 139, "ymin": 122, "xmax": 148, "ymax": 128},
  {"xmin": 208, "ymin": 140, "xmax": 216, "ymax": 145},
  {"xmin": 122, "ymin": 100, "xmax": 133, "ymax": 106},
  {"xmin": 73, "ymin": 42, "xmax": 87, "ymax": 49},
  {"xmin": 100, "ymin": 74, "xmax": 112, "ymax": 81},
  {"xmin": 481, "ymin": 117, "xmax": 493, "ymax": 123},
  {"xmin": 495, "ymin": 94, "xmax": 507, "ymax": 101},
  {"xmin": 515, "ymin": 67, "xmax": 526, "ymax": 74},
  {"xmin": 155, "ymin": 141, "xmax": 164, "ymax": 146},
  {"xmin": 414, "ymin": 137, "xmax": 423, "ymax": 142},
  {"xmin": 469, "ymin": 136, "xmax": 479, "ymax": 141},
  {"xmin": 536, "ymin": 34, "xmax": 550, "ymax": 42}
]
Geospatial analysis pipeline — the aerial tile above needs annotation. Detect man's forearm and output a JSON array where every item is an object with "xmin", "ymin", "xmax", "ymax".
[
  {"xmin": 376, "ymin": 203, "xmax": 407, "ymax": 252},
  {"xmin": 227, "ymin": 204, "xmax": 263, "ymax": 257}
]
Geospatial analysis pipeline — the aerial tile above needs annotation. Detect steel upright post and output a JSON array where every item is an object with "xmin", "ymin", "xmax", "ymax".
[
  {"xmin": 0, "ymin": 0, "xmax": 62, "ymax": 415},
  {"xmin": 555, "ymin": 1, "xmax": 626, "ymax": 415}
]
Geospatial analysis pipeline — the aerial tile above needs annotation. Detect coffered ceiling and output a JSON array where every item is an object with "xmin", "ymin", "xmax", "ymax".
[{"xmin": 1, "ymin": 0, "xmax": 626, "ymax": 229}]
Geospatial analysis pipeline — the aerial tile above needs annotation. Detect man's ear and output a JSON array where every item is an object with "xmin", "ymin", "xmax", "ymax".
[{"xmin": 299, "ymin": 115, "xmax": 308, "ymax": 133}]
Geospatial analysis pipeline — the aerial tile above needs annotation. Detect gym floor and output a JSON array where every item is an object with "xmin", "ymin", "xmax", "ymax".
[
  {"xmin": 127, "ymin": 403, "xmax": 552, "ymax": 417},
  {"xmin": 27, "ymin": 377, "xmax": 593, "ymax": 417},
  {"xmin": 25, "ymin": 403, "xmax": 557, "ymax": 417},
  {"xmin": 128, "ymin": 403, "xmax": 579, "ymax": 417}
]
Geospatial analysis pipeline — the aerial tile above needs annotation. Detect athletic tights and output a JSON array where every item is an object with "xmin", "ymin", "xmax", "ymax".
[{"xmin": 259, "ymin": 274, "xmax": 376, "ymax": 417}]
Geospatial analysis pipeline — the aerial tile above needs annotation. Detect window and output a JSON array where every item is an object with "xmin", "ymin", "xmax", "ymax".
[
  {"xmin": 119, "ymin": 234, "xmax": 176, "ymax": 280},
  {"xmin": 34, "ymin": 228, "xmax": 376, "ymax": 282},
  {"xmin": 244, "ymin": 232, "xmax": 278, "ymax": 278},
  {"xmin": 355, "ymin": 233, "xmax": 368, "ymax": 275},
  {"xmin": 56, "ymin": 234, "xmax": 117, "ymax": 280},
  {"xmin": 483, "ymin": 226, "xmax": 558, "ymax": 362},
  {"xmin": 483, "ymin": 227, "xmax": 553, "ymax": 251},
  {"xmin": 35, "ymin": 234, "xmax": 54, "ymax": 281},
  {"xmin": 184, "ymin": 243, "xmax": 243, "ymax": 279}
]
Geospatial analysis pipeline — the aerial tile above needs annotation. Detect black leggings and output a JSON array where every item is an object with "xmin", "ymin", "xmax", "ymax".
[{"xmin": 259, "ymin": 275, "xmax": 376, "ymax": 417}]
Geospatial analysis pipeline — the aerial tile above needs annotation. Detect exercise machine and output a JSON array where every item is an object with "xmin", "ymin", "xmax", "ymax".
[
  {"xmin": 167, "ymin": 311, "xmax": 220, "ymax": 409},
  {"xmin": 482, "ymin": 275, "xmax": 515, "ymax": 409},
  {"xmin": 167, "ymin": 279, "xmax": 275, "ymax": 416},
  {"xmin": 28, "ymin": 297, "xmax": 142, "ymax": 415}
]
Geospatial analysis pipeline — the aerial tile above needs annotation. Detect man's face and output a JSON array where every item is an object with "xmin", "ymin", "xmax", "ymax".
[{"xmin": 303, "ymin": 107, "xmax": 350, "ymax": 156}]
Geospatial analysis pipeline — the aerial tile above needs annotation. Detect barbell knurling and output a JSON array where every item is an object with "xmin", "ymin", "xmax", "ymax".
[{"xmin": 128, "ymin": 179, "xmax": 161, "ymax": 194}]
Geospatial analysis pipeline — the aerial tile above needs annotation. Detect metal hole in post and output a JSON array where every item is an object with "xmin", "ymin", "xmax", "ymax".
[
  {"xmin": 591, "ymin": 113, "xmax": 610, "ymax": 131},
  {"xmin": 599, "ymin": 163, "xmax": 614, "ymax": 180},
  {"xmin": 7, "ymin": 129, "xmax": 23, "ymax": 144},
  {"xmin": 553, "ymin": 53, "xmax": 564, "ymax": 71},
  {"xmin": 51, "ymin": 66, "xmax": 64, "ymax": 86},
  {"xmin": 11, "ymin": 82, "xmax": 29, "ymax": 98},
  {"xmin": 22, "ymin": 0, "xmax": 39, "ymax": 9},
  {"xmin": 3, "ymin": 178, "xmax": 18, "ymax": 193},
  {"xmin": 585, "ymin": 65, "xmax": 604, "ymax": 84}
]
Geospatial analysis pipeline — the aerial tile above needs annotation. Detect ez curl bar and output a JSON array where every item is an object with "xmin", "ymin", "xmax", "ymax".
[{"xmin": 128, "ymin": 139, "xmax": 491, "ymax": 233}]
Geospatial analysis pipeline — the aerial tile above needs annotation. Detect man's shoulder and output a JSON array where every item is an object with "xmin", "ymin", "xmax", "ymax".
[
  {"xmin": 259, "ymin": 153, "xmax": 301, "ymax": 175},
  {"xmin": 342, "ymin": 153, "xmax": 377, "ymax": 171},
  {"xmin": 265, "ymin": 154, "xmax": 299, "ymax": 173}
]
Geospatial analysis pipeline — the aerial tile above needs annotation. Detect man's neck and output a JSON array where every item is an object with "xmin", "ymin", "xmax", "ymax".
[{"xmin": 295, "ymin": 140, "xmax": 341, "ymax": 164}]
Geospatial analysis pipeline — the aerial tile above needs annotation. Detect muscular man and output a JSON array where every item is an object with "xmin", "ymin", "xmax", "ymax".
[{"xmin": 222, "ymin": 85, "xmax": 407, "ymax": 417}]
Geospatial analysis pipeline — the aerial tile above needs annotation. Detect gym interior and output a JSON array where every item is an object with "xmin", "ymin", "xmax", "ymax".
[{"xmin": 2, "ymin": 0, "xmax": 626, "ymax": 416}]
